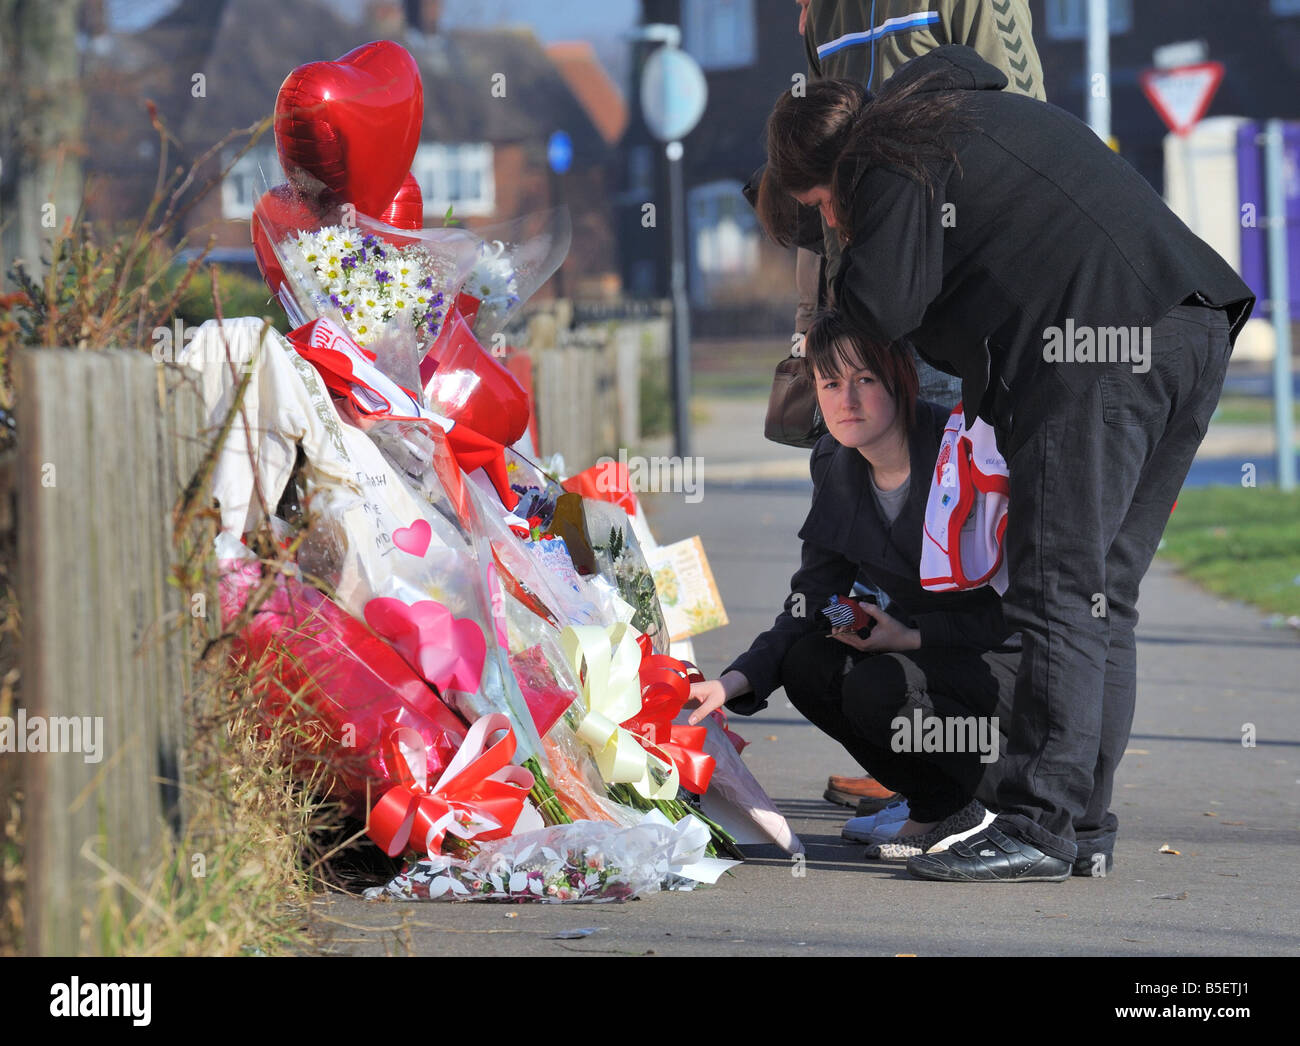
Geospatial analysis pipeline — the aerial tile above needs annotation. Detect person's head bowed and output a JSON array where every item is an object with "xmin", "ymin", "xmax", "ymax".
[{"xmin": 757, "ymin": 72, "xmax": 969, "ymax": 247}]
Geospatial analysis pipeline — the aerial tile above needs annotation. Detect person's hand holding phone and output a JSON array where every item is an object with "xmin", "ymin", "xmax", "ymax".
[{"xmin": 830, "ymin": 602, "xmax": 920, "ymax": 653}]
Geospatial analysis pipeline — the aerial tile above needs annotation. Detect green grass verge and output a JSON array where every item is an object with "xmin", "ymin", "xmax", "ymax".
[
  {"xmin": 1158, "ymin": 485, "xmax": 1300, "ymax": 616},
  {"xmin": 1211, "ymin": 395, "xmax": 1300, "ymax": 426}
]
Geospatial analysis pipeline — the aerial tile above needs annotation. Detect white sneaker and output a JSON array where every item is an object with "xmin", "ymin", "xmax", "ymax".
[
  {"xmin": 841, "ymin": 800, "xmax": 910, "ymax": 842},
  {"xmin": 925, "ymin": 805, "xmax": 997, "ymax": 854}
]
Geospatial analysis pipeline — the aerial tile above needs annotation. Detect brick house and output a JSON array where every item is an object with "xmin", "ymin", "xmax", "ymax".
[
  {"xmin": 618, "ymin": 0, "xmax": 809, "ymax": 336},
  {"xmin": 81, "ymin": 0, "xmax": 622, "ymax": 298}
]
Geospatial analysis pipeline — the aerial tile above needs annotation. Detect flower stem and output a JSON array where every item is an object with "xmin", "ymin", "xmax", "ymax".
[
  {"xmin": 606, "ymin": 784, "xmax": 743, "ymax": 860},
  {"xmin": 523, "ymin": 756, "xmax": 572, "ymax": 826}
]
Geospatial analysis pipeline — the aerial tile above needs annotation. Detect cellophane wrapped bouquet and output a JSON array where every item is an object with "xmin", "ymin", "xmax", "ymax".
[{"xmin": 190, "ymin": 41, "xmax": 798, "ymax": 904}]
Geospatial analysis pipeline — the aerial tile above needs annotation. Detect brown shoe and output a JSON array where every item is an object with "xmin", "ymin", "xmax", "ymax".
[{"xmin": 824, "ymin": 774, "xmax": 897, "ymax": 808}]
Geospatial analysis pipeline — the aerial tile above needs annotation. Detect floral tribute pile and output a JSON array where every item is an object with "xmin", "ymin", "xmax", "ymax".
[{"xmin": 186, "ymin": 41, "xmax": 800, "ymax": 903}]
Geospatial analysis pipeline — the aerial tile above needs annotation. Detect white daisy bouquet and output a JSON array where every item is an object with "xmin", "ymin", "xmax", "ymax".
[{"xmin": 278, "ymin": 224, "xmax": 462, "ymax": 351}]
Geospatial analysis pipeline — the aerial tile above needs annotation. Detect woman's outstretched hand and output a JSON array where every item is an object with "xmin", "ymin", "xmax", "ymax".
[
  {"xmin": 686, "ymin": 670, "xmax": 751, "ymax": 725},
  {"xmin": 831, "ymin": 602, "xmax": 921, "ymax": 653}
]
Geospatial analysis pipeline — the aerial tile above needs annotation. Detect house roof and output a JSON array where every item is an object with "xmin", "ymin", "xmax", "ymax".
[
  {"xmin": 169, "ymin": 5, "xmax": 608, "ymax": 160},
  {"xmin": 546, "ymin": 40, "xmax": 628, "ymax": 146},
  {"xmin": 85, "ymin": 0, "xmax": 611, "ymax": 167},
  {"xmin": 406, "ymin": 28, "xmax": 608, "ymax": 159}
]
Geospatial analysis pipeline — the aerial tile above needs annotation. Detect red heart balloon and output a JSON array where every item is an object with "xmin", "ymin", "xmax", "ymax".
[
  {"xmin": 274, "ymin": 40, "xmax": 423, "ymax": 219},
  {"xmin": 251, "ymin": 183, "xmax": 321, "ymax": 299},
  {"xmin": 379, "ymin": 171, "xmax": 423, "ymax": 230}
]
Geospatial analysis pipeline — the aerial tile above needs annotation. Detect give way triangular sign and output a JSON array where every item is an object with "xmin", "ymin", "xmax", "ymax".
[{"xmin": 1139, "ymin": 61, "xmax": 1225, "ymax": 136}]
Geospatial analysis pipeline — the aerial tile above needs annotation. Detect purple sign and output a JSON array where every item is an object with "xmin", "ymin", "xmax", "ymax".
[{"xmin": 1237, "ymin": 120, "xmax": 1300, "ymax": 316}]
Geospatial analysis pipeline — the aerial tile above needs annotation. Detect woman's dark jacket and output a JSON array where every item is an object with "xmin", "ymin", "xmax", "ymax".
[
  {"xmin": 831, "ymin": 46, "xmax": 1256, "ymax": 459},
  {"xmin": 724, "ymin": 399, "xmax": 1018, "ymax": 715}
]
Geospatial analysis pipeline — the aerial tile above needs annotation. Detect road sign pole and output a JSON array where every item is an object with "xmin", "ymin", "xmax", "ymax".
[
  {"xmin": 1264, "ymin": 119, "xmax": 1296, "ymax": 491},
  {"xmin": 667, "ymin": 140, "xmax": 691, "ymax": 459},
  {"xmin": 1183, "ymin": 133, "xmax": 1201, "ymax": 239},
  {"xmin": 1086, "ymin": 0, "xmax": 1110, "ymax": 141},
  {"xmin": 636, "ymin": 29, "xmax": 706, "ymax": 461}
]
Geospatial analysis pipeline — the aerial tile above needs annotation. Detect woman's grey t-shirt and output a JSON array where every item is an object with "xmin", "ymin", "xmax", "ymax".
[{"xmin": 869, "ymin": 469, "xmax": 910, "ymax": 526}]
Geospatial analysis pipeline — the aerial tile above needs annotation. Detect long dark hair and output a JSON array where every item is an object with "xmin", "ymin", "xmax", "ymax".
[{"xmin": 758, "ymin": 70, "xmax": 969, "ymax": 246}]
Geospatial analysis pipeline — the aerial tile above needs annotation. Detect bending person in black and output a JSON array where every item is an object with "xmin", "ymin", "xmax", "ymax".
[{"xmin": 756, "ymin": 45, "xmax": 1255, "ymax": 881}]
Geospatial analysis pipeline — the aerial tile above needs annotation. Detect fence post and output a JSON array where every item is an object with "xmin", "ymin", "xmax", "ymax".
[{"xmin": 18, "ymin": 348, "xmax": 202, "ymax": 955}]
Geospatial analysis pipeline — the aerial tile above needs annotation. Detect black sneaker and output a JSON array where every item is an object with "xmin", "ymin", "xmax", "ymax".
[{"xmin": 906, "ymin": 825, "xmax": 1071, "ymax": 883}]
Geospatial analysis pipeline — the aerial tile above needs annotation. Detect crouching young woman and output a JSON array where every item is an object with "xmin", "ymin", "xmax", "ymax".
[{"xmin": 687, "ymin": 311, "xmax": 1020, "ymax": 859}]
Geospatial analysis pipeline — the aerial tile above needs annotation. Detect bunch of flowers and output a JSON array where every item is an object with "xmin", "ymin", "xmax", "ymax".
[
  {"xmin": 592, "ymin": 523, "xmax": 664, "ymax": 642},
  {"xmin": 369, "ymin": 841, "xmax": 638, "ymax": 902},
  {"xmin": 279, "ymin": 226, "xmax": 455, "ymax": 349},
  {"xmin": 465, "ymin": 239, "xmax": 521, "ymax": 337}
]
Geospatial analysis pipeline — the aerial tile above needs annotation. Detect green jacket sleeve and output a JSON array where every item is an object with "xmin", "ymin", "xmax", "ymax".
[
  {"xmin": 947, "ymin": 0, "xmax": 1046, "ymax": 99},
  {"xmin": 804, "ymin": 15, "xmax": 823, "ymax": 79}
]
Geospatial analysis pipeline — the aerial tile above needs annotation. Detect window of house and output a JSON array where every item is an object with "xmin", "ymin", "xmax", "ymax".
[
  {"xmin": 1271, "ymin": 0, "xmax": 1300, "ymax": 15},
  {"xmin": 412, "ymin": 143, "xmax": 495, "ymax": 218},
  {"xmin": 682, "ymin": 0, "xmax": 756, "ymax": 71},
  {"xmin": 222, "ymin": 144, "xmax": 282, "ymax": 221},
  {"xmin": 1044, "ymin": 0, "xmax": 1132, "ymax": 40},
  {"xmin": 688, "ymin": 180, "xmax": 758, "ymax": 305}
]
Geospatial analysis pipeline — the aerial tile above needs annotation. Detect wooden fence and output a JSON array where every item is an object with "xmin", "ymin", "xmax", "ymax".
[
  {"xmin": 16, "ymin": 349, "xmax": 203, "ymax": 955},
  {"xmin": 8, "ymin": 307, "xmax": 665, "ymax": 952},
  {"xmin": 526, "ymin": 301, "xmax": 670, "ymax": 470}
]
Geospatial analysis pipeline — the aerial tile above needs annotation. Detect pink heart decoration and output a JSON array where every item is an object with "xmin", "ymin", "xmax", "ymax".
[
  {"xmin": 392, "ymin": 519, "xmax": 432, "ymax": 557},
  {"xmin": 364, "ymin": 597, "xmax": 487, "ymax": 696}
]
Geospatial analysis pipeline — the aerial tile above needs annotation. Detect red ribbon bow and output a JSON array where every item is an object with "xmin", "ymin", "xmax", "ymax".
[
  {"xmin": 368, "ymin": 713, "xmax": 535, "ymax": 858},
  {"xmin": 287, "ymin": 317, "xmax": 518, "ymax": 511},
  {"xmin": 622, "ymin": 648, "xmax": 715, "ymax": 795}
]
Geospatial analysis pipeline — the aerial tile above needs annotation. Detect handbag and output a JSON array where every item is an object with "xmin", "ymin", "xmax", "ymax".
[{"xmin": 764, "ymin": 353, "xmax": 828, "ymax": 447}]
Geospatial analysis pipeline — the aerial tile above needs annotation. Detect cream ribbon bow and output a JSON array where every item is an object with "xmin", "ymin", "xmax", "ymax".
[{"xmin": 559, "ymin": 623, "xmax": 679, "ymax": 800}]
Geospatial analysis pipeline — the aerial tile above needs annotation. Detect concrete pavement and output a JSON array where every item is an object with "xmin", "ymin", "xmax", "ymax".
[{"xmin": 314, "ymin": 396, "xmax": 1300, "ymax": 957}]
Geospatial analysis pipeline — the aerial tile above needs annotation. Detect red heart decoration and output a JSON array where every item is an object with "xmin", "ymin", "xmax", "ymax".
[
  {"xmin": 392, "ymin": 518, "xmax": 432, "ymax": 557},
  {"xmin": 250, "ymin": 183, "xmax": 320, "ymax": 299},
  {"xmin": 274, "ymin": 40, "xmax": 424, "ymax": 219}
]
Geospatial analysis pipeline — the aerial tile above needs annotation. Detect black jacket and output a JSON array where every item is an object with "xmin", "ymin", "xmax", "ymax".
[
  {"xmin": 723, "ymin": 399, "xmax": 1018, "ymax": 715},
  {"xmin": 832, "ymin": 46, "xmax": 1256, "ymax": 456}
]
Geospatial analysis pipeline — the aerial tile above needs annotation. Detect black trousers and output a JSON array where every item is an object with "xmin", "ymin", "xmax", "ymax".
[
  {"xmin": 989, "ymin": 303, "xmax": 1234, "ymax": 862},
  {"xmin": 780, "ymin": 632, "xmax": 1020, "ymax": 823}
]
